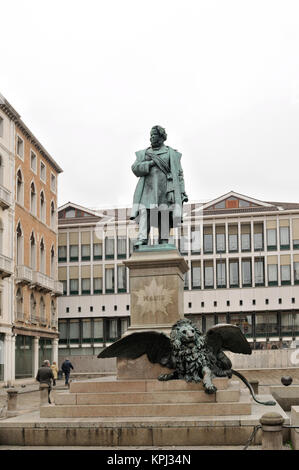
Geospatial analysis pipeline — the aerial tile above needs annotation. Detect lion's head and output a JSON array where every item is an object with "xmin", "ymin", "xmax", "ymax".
[{"xmin": 170, "ymin": 319, "xmax": 203, "ymax": 351}]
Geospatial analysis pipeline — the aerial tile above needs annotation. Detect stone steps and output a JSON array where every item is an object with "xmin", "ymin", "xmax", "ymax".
[
  {"xmin": 68, "ymin": 377, "xmax": 229, "ymax": 394},
  {"xmin": 40, "ymin": 377, "xmax": 252, "ymax": 418},
  {"xmin": 54, "ymin": 388, "xmax": 240, "ymax": 406},
  {"xmin": 41, "ymin": 400, "xmax": 252, "ymax": 418}
]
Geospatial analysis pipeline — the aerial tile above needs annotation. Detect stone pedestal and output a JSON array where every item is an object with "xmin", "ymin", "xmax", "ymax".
[
  {"xmin": 118, "ymin": 245, "xmax": 189, "ymax": 379},
  {"xmin": 124, "ymin": 245, "xmax": 188, "ymax": 335}
]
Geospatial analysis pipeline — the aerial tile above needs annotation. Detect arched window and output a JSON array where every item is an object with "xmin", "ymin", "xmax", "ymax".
[
  {"xmin": 40, "ymin": 191, "xmax": 46, "ymax": 223},
  {"xmin": 16, "ymin": 287, "xmax": 23, "ymax": 321},
  {"xmin": 30, "ymin": 181, "xmax": 36, "ymax": 215},
  {"xmin": 16, "ymin": 222, "xmax": 23, "ymax": 265},
  {"xmin": 30, "ymin": 232, "xmax": 36, "ymax": 270},
  {"xmin": 16, "ymin": 169, "xmax": 24, "ymax": 204},
  {"xmin": 40, "ymin": 238, "xmax": 45, "ymax": 274},
  {"xmin": 30, "ymin": 293, "xmax": 36, "ymax": 322},
  {"xmin": 50, "ymin": 245, "xmax": 55, "ymax": 278},
  {"xmin": 51, "ymin": 200, "xmax": 55, "ymax": 229},
  {"xmin": 40, "ymin": 296, "xmax": 46, "ymax": 324}
]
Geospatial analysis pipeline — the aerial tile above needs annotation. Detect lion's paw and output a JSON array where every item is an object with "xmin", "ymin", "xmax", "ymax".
[
  {"xmin": 204, "ymin": 385, "xmax": 217, "ymax": 394},
  {"xmin": 158, "ymin": 374, "xmax": 169, "ymax": 381}
]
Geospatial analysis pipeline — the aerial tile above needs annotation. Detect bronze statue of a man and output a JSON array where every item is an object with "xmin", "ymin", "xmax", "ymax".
[{"xmin": 130, "ymin": 126, "xmax": 188, "ymax": 246}]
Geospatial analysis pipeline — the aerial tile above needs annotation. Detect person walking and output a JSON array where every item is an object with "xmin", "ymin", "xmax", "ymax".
[
  {"xmin": 36, "ymin": 359, "xmax": 54, "ymax": 404},
  {"xmin": 61, "ymin": 358, "xmax": 74, "ymax": 386},
  {"xmin": 51, "ymin": 361, "xmax": 58, "ymax": 386}
]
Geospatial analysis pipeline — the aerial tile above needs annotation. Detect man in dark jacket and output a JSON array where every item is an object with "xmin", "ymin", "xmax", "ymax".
[
  {"xmin": 61, "ymin": 358, "xmax": 74, "ymax": 386},
  {"xmin": 36, "ymin": 360, "xmax": 54, "ymax": 404}
]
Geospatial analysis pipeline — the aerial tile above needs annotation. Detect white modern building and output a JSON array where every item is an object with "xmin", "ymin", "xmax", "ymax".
[{"xmin": 57, "ymin": 192, "xmax": 299, "ymax": 367}]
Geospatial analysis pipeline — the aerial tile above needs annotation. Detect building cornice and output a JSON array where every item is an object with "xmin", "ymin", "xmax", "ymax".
[{"xmin": 0, "ymin": 94, "xmax": 63, "ymax": 174}]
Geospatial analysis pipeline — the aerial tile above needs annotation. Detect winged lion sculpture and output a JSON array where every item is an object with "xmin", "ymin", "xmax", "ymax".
[{"xmin": 98, "ymin": 318, "xmax": 275, "ymax": 406}]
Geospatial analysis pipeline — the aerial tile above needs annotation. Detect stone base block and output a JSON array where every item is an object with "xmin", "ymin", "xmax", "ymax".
[
  {"xmin": 117, "ymin": 355, "xmax": 174, "ymax": 380},
  {"xmin": 270, "ymin": 386, "xmax": 299, "ymax": 411},
  {"xmin": 41, "ymin": 400, "xmax": 252, "ymax": 418}
]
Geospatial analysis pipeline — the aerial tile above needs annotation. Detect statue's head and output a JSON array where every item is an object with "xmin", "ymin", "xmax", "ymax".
[{"xmin": 150, "ymin": 125, "xmax": 167, "ymax": 148}]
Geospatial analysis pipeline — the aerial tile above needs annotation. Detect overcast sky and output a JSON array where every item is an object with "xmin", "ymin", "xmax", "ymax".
[{"xmin": 1, "ymin": 0, "xmax": 299, "ymax": 209}]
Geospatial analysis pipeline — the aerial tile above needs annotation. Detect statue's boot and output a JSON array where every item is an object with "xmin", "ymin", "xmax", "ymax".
[{"xmin": 134, "ymin": 239, "xmax": 148, "ymax": 247}]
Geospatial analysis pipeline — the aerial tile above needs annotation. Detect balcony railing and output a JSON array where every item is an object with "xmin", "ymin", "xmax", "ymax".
[
  {"xmin": 53, "ymin": 280, "xmax": 63, "ymax": 296},
  {"xmin": 0, "ymin": 184, "xmax": 12, "ymax": 210},
  {"xmin": 0, "ymin": 253, "xmax": 13, "ymax": 278},
  {"xmin": 32, "ymin": 271, "xmax": 55, "ymax": 293},
  {"xmin": 16, "ymin": 265, "xmax": 33, "ymax": 284}
]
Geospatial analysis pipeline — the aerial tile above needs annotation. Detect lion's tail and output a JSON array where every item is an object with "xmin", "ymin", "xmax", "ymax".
[{"xmin": 231, "ymin": 369, "xmax": 276, "ymax": 406}]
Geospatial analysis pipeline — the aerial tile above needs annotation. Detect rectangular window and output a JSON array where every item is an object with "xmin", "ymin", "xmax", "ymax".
[
  {"xmin": 204, "ymin": 263, "xmax": 214, "ymax": 288},
  {"xmin": 94, "ymin": 319, "xmax": 104, "ymax": 342},
  {"xmin": 267, "ymin": 229, "xmax": 277, "ymax": 250},
  {"xmin": 81, "ymin": 278, "xmax": 91, "ymax": 294},
  {"xmin": 241, "ymin": 233, "xmax": 251, "ymax": 252},
  {"xmin": 105, "ymin": 268, "xmax": 114, "ymax": 293},
  {"xmin": 281, "ymin": 265, "xmax": 291, "ymax": 284},
  {"xmin": 228, "ymin": 234, "xmax": 238, "ymax": 252},
  {"xmin": 69, "ymin": 321, "xmax": 80, "ymax": 343},
  {"xmin": 191, "ymin": 264, "xmax": 201, "ymax": 289},
  {"xmin": 281, "ymin": 313, "xmax": 297, "ymax": 336},
  {"xmin": 280, "ymin": 226, "xmax": 290, "ymax": 249},
  {"xmin": 40, "ymin": 161, "xmax": 46, "ymax": 182},
  {"xmin": 108, "ymin": 319, "xmax": 118, "ymax": 341},
  {"xmin": 58, "ymin": 321, "xmax": 67, "ymax": 344},
  {"xmin": 62, "ymin": 280, "xmax": 67, "ymax": 295},
  {"xmin": 203, "ymin": 230, "xmax": 213, "ymax": 254},
  {"xmin": 69, "ymin": 245, "xmax": 78, "ymax": 261},
  {"xmin": 81, "ymin": 244, "xmax": 90, "ymax": 261},
  {"xmin": 216, "ymin": 233, "xmax": 225, "ymax": 253},
  {"xmin": 254, "ymin": 258, "xmax": 264, "ymax": 286},
  {"xmin": 17, "ymin": 136, "xmax": 24, "ymax": 159},
  {"xmin": 191, "ymin": 227, "xmax": 201, "ymax": 253},
  {"xmin": 179, "ymin": 232, "xmax": 189, "ymax": 254},
  {"xmin": 117, "ymin": 265, "xmax": 127, "ymax": 292},
  {"xmin": 294, "ymin": 262, "xmax": 299, "ymax": 284},
  {"xmin": 255, "ymin": 313, "xmax": 279, "ymax": 338},
  {"xmin": 70, "ymin": 279, "xmax": 79, "ymax": 295},
  {"xmin": 82, "ymin": 320, "xmax": 92, "ymax": 343},
  {"xmin": 268, "ymin": 264, "xmax": 278, "ymax": 285},
  {"xmin": 93, "ymin": 243, "xmax": 102, "ymax": 260},
  {"xmin": 121, "ymin": 318, "xmax": 129, "ymax": 335},
  {"xmin": 93, "ymin": 277, "xmax": 102, "ymax": 294},
  {"xmin": 216, "ymin": 261, "xmax": 226, "ymax": 288},
  {"xmin": 50, "ymin": 173, "xmax": 56, "ymax": 193},
  {"xmin": 117, "ymin": 237, "xmax": 127, "ymax": 258},
  {"xmin": 229, "ymin": 260, "xmax": 239, "ymax": 287},
  {"xmin": 105, "ymin": 238, "xmax": 115, "ymax": 259},
  {"xmin": 242, "ymin": 259, "xmax": 252, "ymax": 286},
  {"xmin": 30, "ymin": 151, "xmax": 37, "ymax": 173},
  {"xmin": 254, "ymin": 232, "xmax": 263, "ymax": 251},
  {"xmin": 58, "ymin": 246, "xmax": 67, "ymax": 262}
]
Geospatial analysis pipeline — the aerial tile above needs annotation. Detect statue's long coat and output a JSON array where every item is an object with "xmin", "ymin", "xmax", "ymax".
[{"xmin": 130, "ymin": 146, "xmax": 186, "ymax": 227}]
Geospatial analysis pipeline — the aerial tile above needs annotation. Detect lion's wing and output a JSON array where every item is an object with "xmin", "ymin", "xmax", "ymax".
[
  {"xmin": 97, "ymin": 331, "xmax": 172, "ymax": 366},
  {"xmin": 205, "ymin": 324, "xmax": 252, "ymax": 355}
]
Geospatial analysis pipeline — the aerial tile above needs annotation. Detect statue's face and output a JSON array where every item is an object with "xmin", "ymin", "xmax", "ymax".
[
  {"xmin": 177, "ymin": 323, "xmax": 196, "ymax": 344},
  {"xmin": 150, "ymin": 128, "xmax": 163, "ymax": 148}
]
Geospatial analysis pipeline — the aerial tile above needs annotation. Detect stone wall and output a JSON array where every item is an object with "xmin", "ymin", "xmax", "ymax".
[
  {"xmin": 58, "ymin": 353, "xmax": 116, "ymax": 374},
  {"xmin": 226, "ymin": 348, "xmax": 299, "ymax": 370}
]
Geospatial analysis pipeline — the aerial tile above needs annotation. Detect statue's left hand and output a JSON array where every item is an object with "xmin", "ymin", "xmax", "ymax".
[{"xmin": 181, "ymin": 193, "xmax": 188, "ymax": 203}]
